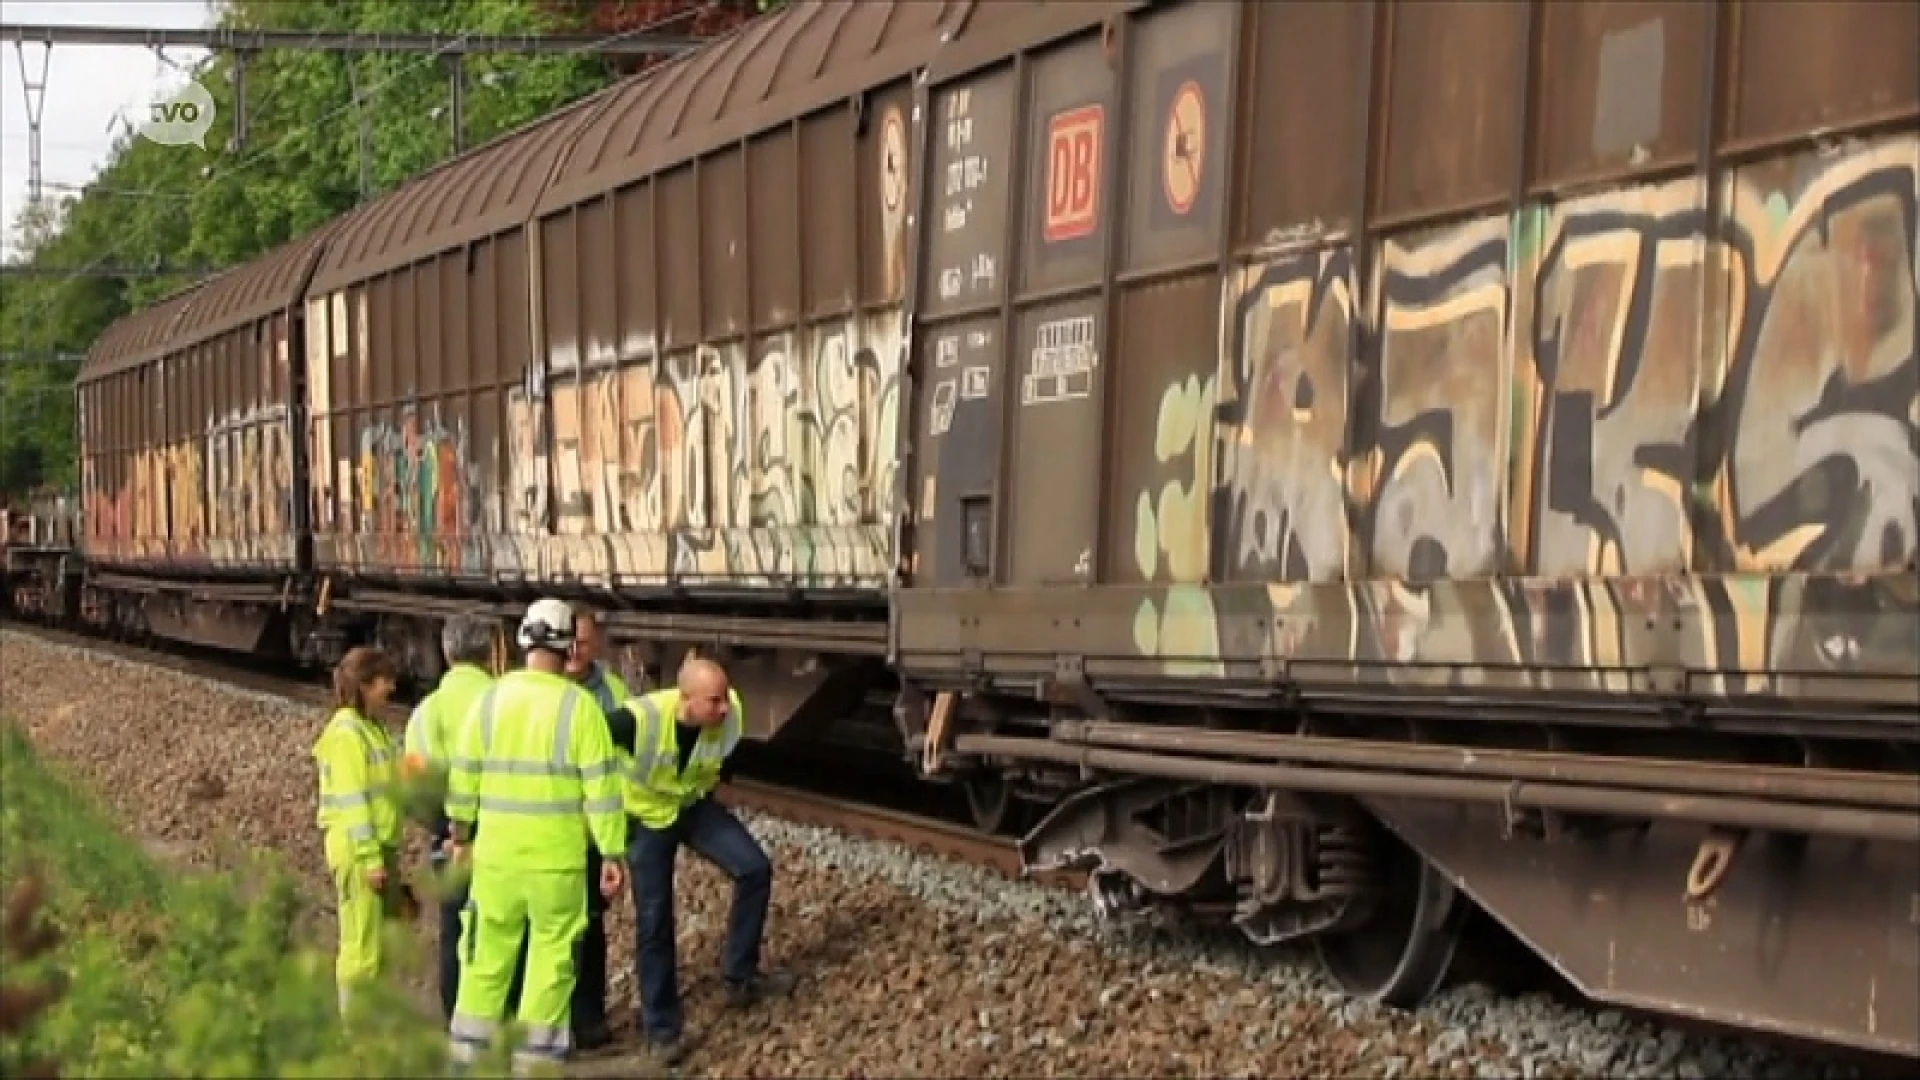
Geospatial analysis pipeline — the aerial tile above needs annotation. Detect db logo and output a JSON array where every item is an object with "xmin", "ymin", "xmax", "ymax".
[{"xmin": 1044, "ymin": 105, "xmax": 1103, "ymax": 243}]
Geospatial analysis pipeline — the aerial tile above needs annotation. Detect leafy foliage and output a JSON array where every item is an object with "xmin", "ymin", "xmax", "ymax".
[
  {"xmin": 0, "ymin": 723, "xmax": 521, "ymax": 1078},
  {"xmin": 0, "ymin": 0, "xmax": 762, "ymax": 499}
]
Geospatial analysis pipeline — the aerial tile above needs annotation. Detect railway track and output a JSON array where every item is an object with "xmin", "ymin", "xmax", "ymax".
[
  {"xmin": 0, "ymin": 617, "xmax": 1070, "ymax": 894},
  {"xmin": 714, "ymin": 776, "xmax": 1083, "ymax": 892},
  {"xmin": 6, "ymin": 616, "xmax": 1913, "ymax": 1078}
]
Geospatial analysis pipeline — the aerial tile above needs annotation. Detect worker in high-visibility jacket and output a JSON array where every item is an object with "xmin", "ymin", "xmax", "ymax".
[
  {"xmin": 444, "ymin": 598, "xmax": 628, "ymax": 1072},
  {"xmin": 606, "ymin": 656, "xmax": 795, "ymax": 1067},
  {"xmin": 402, "ymin": 613, "xmax": 525, "ymax": 1023},
  {"xmin": 313, "ymin": 644, "xmax": 406, "ymax": 1018},
  {"xmin": 559, "ymin": 608, "xmax": 628, "ymax": 1051}
]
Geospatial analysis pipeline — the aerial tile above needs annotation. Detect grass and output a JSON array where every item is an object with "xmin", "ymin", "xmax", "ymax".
[{"xmin": 0, "ymin": 722, "xmax": 520, "ymax": 1078}]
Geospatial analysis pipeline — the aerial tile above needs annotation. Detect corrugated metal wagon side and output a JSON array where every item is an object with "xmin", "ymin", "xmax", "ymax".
[
  {"xmin": 528, "ymin": 0, "xmax": 1038, "ymax": 598},
  {"xmin": 76, "ymin": 283, "xmax": 205, "ymax": 569},
  {"xmin": 145, "ymin": 226, "xmax": 334, "ymax": 576},
  {"xmin": 74, "ymin": 226, "xmax": 336, "ymax": 651},
  {"xmin": 898, "ymin": 0, "xmax": 1919, "ymax": 718},
  {"xmin": 300, "ymin": 89, "xmax": 614, "ymax": 589},
  {"xmin": 893, "ymin": 0, "xmax": 1920, "ymax": 1058}
]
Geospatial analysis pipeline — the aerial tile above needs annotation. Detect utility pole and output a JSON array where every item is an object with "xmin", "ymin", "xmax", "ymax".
[
  {"xmin": 447, "ymin": 54, "xmax": 465, "ymax": 154},
  {"xmin": 346, "ymin": 59, "xmax": 371, "ymax": 203},
  {"xmin": 13, "ymin": 40, "xmax": 48, "ymax": 205}
]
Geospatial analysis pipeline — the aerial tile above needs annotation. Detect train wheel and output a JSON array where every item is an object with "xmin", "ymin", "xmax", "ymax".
[
  {"xmin": 1315, "ymin": 833, "xmax": 1468, "ymax": 1008},
  {"xmin": 963, "ymin": 770, "xmax": 1017, "ymax": 835}
]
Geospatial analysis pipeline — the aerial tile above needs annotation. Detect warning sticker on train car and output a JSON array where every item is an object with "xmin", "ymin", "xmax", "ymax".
[
  {"xmin": 1162, "ymin": 81, "xmax": 1205, "ymax": 216},
  {"xmin": 880, "ymin": 107, "xmax": 907, "ymax": 214},
  {"xmin": 1044, "ymin": 105, "xmax": 1102, "ymax": 243}
]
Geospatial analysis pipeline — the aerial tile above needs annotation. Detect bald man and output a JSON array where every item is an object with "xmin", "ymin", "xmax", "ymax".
[{"xmin": 604, "ymin": 657, "xmax": 793, "ymax": 1065}]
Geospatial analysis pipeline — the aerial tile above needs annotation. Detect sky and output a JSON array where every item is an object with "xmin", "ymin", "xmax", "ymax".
[{"xmin": 0, "ymin": 0, "xmax": 214, "ymax": 261}]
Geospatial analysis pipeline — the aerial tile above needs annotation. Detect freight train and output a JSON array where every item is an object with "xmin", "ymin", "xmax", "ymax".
[{"xmin": 8, "ymin": 0, "xmax": 1916, "ymax": 1058}]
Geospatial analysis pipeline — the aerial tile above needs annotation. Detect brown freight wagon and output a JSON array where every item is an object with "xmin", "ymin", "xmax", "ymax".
[
  {"xmin": 76, "ymin": 226, "xmax": 335, "ymax": 653},
  {"xmin": 291, "ymin": 1, "xmax": 1039, "ymax": 701},
  {"xmin": 883, "ymin": 0, "xmax": 1918, "ymax": 1061},
  {"xmin": 77, "ymin": 281, "xmax": 203, "ymax": 571}
]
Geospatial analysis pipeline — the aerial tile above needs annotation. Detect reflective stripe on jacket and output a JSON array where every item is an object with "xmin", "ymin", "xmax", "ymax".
[
  {"xmin": 314, "ymin": 706, "xmax": 402, "ymax": 868},
  {"xmin": 619, "ymin": 688, "xmax": 745, "ymax": 830},
  {"xmin": 406, "ymin": 663, "xmax": 495, "ymax": 764},
  {"xmin": 444, "ymin": 668, "xmax": 627, "ymax": 871}
]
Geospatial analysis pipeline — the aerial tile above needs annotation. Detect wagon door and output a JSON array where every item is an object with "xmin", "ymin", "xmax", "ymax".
[
  {"xmin": 912, "ymin": 65, "xmax": 1018, "ymax": 588},
  {"xmin": 909, "ymin": 28, "xmax": 1123, "ymax": 592},
  {"xmin": 1002, "ymin": 32, "xmax": 1119, "ymax": 587}
]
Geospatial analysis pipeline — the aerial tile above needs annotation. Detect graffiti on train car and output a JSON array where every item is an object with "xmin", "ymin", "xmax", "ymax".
[
  {"xmin": 1127, "ymin": 370, "xmax": 1219, "ymax": 676},
  {"xmin": 79, "ymin": 458, "xmax": 102, "ymax": 544},
  {"xmin": 313, "ymin": 312, "xmax": 904, "ymax": 588},
  {"xmin": 89, "ymin": 407, "xmax": 298, "ymax": 567},
  {"xmin": 84, "ymin": 475, "xmax": 127, "ymax": 561},
  {"xmin": 133, "ymin": 452, "xmax": 162, "ymax": 559},
  {"xmin": 164, "ymin": 442, "xmax": 205, "ymax": 559},
  {"xmin": 204, "ymin": 405, "xmax": 297, "ymax": 565},
  {"xmin": 1124, "ymin": 134, "xmax": 1918, "ymax": 691},
  {"xmin": 540, "ymin": 311, "xmax": 903, "ymax": 587},
  {"xmin": 1211, "ymin": 249, "xmax": 1355, "ymax": 585},
  {"xmin": 352, "ymin": 408, "xmax": 477, "ymax": 573}
]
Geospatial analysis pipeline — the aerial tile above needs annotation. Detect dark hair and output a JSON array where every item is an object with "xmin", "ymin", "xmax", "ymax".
[{"xmin": 333, "ymin": 645, "xmax": 399, "ymax": 714}]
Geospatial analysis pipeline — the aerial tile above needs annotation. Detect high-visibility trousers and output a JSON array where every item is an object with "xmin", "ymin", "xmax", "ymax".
[
  {"xmin": 448, "ymin": 862, "xmax": 587, "ymax": 1071},
  {"xmin": 325, "ymin": 829, "xmax": 389, "ymax": 1016}
]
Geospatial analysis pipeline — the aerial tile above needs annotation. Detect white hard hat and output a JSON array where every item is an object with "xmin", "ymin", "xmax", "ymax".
[{"xmin": 517, "ymin": 597, "xmax": 576, "ymax": 652}]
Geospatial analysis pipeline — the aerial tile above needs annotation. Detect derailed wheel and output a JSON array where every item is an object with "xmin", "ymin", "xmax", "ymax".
[{"xmin": 1315, "ymin": 832, "xmax": 1468, "ymax": 1008}]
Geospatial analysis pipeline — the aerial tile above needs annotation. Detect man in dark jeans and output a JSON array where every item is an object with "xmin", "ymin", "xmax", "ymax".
[
  {"xmin": 563, "ymin": 609, "xmax": 628, "ymax": 1052},
  {"xmin": 604, "ymin": 656, "xmax": 794, "ymax": 1067}
]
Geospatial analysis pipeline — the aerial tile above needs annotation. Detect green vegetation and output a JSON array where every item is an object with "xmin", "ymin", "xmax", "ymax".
[
  {"xmin": 0, "ymin": 0, "xmax": 771, "ymax": 499},
  {"xmin": 0, "ymin": 723, "xmax": 511, "ymax": 1077}
]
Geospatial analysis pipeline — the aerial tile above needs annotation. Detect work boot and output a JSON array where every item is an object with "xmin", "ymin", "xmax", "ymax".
[
  {"xmin": 642, "ymin": 1034, "xmax": 685, "ymax": 1069},
  {"xmin": 724, "ymin": 968, "xmax": 796, "ymax": 1009},
  {"xmin": 572, "ymin": 1021, "xmax": 613, "ymax": 1053}
]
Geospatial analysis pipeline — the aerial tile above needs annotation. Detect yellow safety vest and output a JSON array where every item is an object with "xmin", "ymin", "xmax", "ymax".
[
  {"xmin": 405, "ymin": 663, "xmax": 494, "ymax": 765},
  {"xmin": 313, "ymin": 707, "xmax": 403, "ymax": 867},
  {"xmin": 444, "ymin": 669, "xmax": 627, "ymax": 871},
  {"xmin": 619, "ymin": 688, "xmax": 745, "ymax": 830}
]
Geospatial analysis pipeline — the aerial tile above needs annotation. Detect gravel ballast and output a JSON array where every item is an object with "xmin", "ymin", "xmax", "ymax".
[{"xmin": 0, "ymin": 630, "xmax": 1868, "ymax": 1078}]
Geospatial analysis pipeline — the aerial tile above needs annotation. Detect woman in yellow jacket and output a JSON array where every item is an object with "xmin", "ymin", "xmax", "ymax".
[{"xmin": 314, "ymin": 645, "xmax": 404, "ymax": 1016}]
